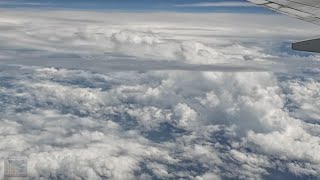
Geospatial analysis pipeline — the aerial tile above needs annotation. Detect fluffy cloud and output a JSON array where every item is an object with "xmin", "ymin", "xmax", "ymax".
[{"xmin": 0, "ymin": 9, "xmax": 320, "ymax": 180}]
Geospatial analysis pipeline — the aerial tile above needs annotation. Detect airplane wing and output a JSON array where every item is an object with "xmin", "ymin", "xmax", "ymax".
[{"xmin": 247, "ymin": 0, "xmax": 320, "ymax": 53}]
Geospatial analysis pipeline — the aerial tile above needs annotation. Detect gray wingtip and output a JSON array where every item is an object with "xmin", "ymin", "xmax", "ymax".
[{"xmin": 292, "ymin": 38, "xmax": 320, "ymax": 53}]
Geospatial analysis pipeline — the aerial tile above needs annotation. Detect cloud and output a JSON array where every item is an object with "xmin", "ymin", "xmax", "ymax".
[
  {"xmin": 0, "ymin": 9, "xmax": 319, "ymax": 180},
  {"xmin": 175, "ymin": 2, "xmax": 255, "ymax": 7}
]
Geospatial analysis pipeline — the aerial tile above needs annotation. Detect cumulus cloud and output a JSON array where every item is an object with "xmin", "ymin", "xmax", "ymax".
[{"xmin": 0, "ymin": 9, "xmax": 320, "ymax": 180}]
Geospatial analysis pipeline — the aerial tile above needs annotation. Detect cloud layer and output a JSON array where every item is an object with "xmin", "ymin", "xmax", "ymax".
[
  {"xmin": 0, "ymin": 10, "xmax": 320, "ymax": 180},
  {"xmin": 175, "ymin": 2, "xmax": 255, "ymax": 7}
]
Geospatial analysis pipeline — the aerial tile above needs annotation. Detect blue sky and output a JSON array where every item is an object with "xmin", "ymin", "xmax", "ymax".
[{"xmin": 0, "ymin": 0, "xmax": 273, "ymax": 13}]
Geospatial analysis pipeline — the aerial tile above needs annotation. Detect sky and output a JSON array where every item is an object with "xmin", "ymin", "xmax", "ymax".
[
  {"xmin": 0, "ymin": 1, "xmax": 320, "ymax": 180},
  {"xmin": 0, "ymin": 0, "xmax": 271, "ymax": 13}
]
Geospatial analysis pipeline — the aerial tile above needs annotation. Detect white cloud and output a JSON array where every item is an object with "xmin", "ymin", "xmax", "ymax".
[
  {"xmin": 195, "ymin": 172, "xmax": 221, "ymax": 180},
  {"xmin": 286, "ymin": 80, "xmax": 320, "ymax": 123},
  {"xmin": 0, "ymin": 9, "xmax": 320, "ymax": 180},
  {"xmin": 176, "ymin": 2, "xmax": 255, "ymax": 7}
]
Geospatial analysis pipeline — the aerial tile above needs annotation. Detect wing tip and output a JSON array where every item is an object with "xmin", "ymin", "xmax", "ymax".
[{"xmin": 292, "ymin": 38, "xmax": 320, "ymax": 53}]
